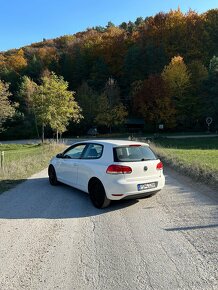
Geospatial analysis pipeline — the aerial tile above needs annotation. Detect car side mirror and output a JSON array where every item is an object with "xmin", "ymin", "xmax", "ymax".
[{"xmin": 56, "ymin": 153, "xmax": 63, "ymax": 158}]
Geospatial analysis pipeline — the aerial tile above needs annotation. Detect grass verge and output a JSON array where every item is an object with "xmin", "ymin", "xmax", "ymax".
[
  {"xmin": 0, "ymin": 143, "xmax": 66, "ymax": 194},
  {"xmin": 150, "ymin": 137, "xmax": 218, "ymax": 188}
]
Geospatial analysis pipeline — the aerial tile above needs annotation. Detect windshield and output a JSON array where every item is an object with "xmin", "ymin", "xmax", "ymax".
[{"xmin": 114, "ymin": 145, "xmax": 157, "ymax": 162}]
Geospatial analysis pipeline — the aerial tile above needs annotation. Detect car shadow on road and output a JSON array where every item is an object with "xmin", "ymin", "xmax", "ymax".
[
  {"xmin": 164, "ymin": 224, "xmax": 218, "ymax": 231},
  {"xmin": 0, "ymin": 179, "xmax": 26, "ymax": 195},
  {"xmin": 0, "ymin": 177, "xmax": 138, "ymax": 219}
]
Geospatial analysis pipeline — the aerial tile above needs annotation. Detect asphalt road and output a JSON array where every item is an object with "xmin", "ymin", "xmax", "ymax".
[{"xmin": 0, "ymin": 168, "xmax": 217, "ymax": 290}]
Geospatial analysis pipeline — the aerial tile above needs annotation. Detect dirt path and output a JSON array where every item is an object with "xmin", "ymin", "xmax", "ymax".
[{"xmin": 0, "ymin": 168, "xmax": 217, "ymax": 289}]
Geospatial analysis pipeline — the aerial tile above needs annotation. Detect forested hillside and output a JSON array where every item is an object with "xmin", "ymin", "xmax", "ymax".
[{"xmin": 0, "ymin": 8, "xmax": 217, "ymax": 139}]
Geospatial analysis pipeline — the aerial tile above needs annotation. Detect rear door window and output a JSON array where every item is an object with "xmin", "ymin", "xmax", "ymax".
[{"xmin": 114, "ymin": 145, "xmax": 157, "ymax": 162}]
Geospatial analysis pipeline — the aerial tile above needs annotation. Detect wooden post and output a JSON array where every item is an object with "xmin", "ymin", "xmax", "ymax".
[
  {"xmin": 56, "ymin": 129, "xmax": 59, "ymax": 144},
  {"xmin": 1, "ymin": 151, "xmax": 4, "ymax": 170},
  {"xmin": 42, "ymin": 123, "xmax": 45, "ymax": 143}
]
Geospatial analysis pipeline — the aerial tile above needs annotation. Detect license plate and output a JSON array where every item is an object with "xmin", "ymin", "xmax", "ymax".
[{"xmin": 137, "ymin": 182, "xmax": 157, "ymax": 191}]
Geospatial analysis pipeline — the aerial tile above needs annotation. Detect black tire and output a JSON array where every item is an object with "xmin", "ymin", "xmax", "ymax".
[
  {"xmin": 48, "ymin": 165, "xmax": 59, "ymax": 186},
  {"xmin": 89, "ymin": 180, "xmax": 111, "ymax": 209}
]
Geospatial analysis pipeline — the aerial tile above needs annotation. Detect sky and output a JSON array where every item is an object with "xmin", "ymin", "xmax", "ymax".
[{"xmin": 0, "ymin": 0, "xmax": 217, "ymax": 52}]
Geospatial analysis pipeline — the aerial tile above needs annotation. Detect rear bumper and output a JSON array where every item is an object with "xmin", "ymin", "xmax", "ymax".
[{"xmin": 104, "ymin": 175, "xmax": 165, "ymax": 200}]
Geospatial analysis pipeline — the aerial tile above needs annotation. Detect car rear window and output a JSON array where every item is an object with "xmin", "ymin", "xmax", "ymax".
[{"xmin": 114, "ymin": 145, "xmax": 157, "ymax": 162}]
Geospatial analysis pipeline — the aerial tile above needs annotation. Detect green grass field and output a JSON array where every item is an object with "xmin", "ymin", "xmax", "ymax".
[
  {"xmin": 0, "ymin": 143, "xmax": 65, "ymax": 193},
  {"xmin": 151, "ymin": 137, "xmax": 218, "ymax": 187}
]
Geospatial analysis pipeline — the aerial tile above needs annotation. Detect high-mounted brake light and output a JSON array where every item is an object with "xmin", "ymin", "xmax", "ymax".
[
  {"xmin": 156, "ymin": 161, "xmax": 163, "ymax": 170},
  {"xmin": 129, "ymin": 144, "xmax": 141, "ymax": 147},
  {"xmin": 106, "ymin": 164, "xmax": 132, "ymax": 174}
]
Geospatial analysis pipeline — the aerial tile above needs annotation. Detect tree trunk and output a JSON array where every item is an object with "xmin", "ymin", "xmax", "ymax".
[
  {"xmin": 34, "ymin": 113, "xmax": 39, "ymax": 139},
  {"xmin": 41, "ymin": 123, "xmax": 45, "ymax": 143},
  {"xmin": 56, "ymin": 129, "xmax": 59, "ymax": 143}
]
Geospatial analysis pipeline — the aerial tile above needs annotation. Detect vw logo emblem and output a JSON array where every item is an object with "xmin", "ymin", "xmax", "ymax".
[{"xmin": 144, "ymin": 166, "xmax": 148, "ymax": 171}]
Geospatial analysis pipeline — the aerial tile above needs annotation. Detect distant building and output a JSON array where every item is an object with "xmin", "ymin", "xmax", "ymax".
[{"xmin": 125, "ymin": 118, "xmax": 145, "ymax": 132}]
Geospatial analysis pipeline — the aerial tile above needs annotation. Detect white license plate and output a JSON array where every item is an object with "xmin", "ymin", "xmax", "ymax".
[{"xmin": 137, "ymin": 182, "xmax": 157, "ymax": 191}]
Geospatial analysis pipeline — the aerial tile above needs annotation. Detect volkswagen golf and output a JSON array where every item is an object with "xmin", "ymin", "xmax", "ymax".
[{"xmin": 48, "ymin": 140, "xmax": 165, "ymax": 208}]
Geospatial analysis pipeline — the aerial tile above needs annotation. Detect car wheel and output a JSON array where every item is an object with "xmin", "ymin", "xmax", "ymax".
[
  {"xmin": 89, "ymin": 180, "xmax": 111, "ymax": 209},
  {"xmin": 48, "ymin": 165, "xmax": 59, "ymax": 186}
]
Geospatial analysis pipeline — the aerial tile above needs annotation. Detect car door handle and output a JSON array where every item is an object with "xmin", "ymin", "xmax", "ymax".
[{"xmin": 73, "ymin": 163, "xmax": 78, "ymax": 167}]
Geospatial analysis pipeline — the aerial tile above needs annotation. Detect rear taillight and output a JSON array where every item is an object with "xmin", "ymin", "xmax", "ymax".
[
  {"xmin": 156, "ymin": 161, "xmax": 163, "ymax": 170},
  {"xmin": 106, "ymin": 164, "xmax": 132, "ymax": 174}
]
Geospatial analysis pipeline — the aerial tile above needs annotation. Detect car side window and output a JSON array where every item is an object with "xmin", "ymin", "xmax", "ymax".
[
  {"xmin": 63, "ymin": 144, "xmax": 87, "ymax": 159},
  {"xmin": 82, "ymin": 144, "xmax": 103, "ymax": 159}
]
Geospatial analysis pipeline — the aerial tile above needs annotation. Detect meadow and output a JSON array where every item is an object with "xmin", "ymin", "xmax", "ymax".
[
  {"xmin": 151, "ymin": 137, "xmax": 218, "ymax": 187},
  {"xmin": 0, "ymin": 143, "xmax": 65, "ymax": 193}
]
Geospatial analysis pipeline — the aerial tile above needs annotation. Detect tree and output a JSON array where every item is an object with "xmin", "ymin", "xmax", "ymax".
[
  {"xmin": 201, "ymin": 56, "xmax": 218, "ymax": 128},
  {"xmin": 119, "ymin": 22, "xmax": 128, "ymax": 30},
  {"xmin": 18, "ymin": 76, "xmax": 37, "ymax": 113},
  {"xmin": 0, "ymin": 55, "xmax": 6, "ymax": 72},
  {"xmin": 162, "ymin": 56, "xmax": 191, "ymax": 126},
  {"xmin": 99, "ymin": 27, "xmax": 128, "ymax": 77},
  {"xmin": 162, "ymin": 56, "xmax": 190, "ymax": 95},
  {"xmin": 106, "ymin": 21, "xmax": 115, "ymax": 29},
  {"xmin": 135, "ymin": 17, "xmax": 144, "ymax": 27},
  {"xmin": 76, "ymin": 82, "xmax": 98, "ymax": 129},
  {"xmin": 19, "ymin": 72, "xmax": 82, "ymax": 142},
  {"xmin": 89, "ymin": 57, "xmax": 109, "ymax": 91},
  {"xmin": 94, "ymin": 26, "xmax": 105, "ymax": 32},
  {"xmin": 24, "ymin": 55, "xmax": 43, "ymax": 81},
  {"xmin": 18, "ymin": 76, "xmax": 39, "ymax": 137},
  {"xmin": 37, "ymin": 47, "xmax": 58, "ymax": 67},
  {"xmin": 126, "ymin": 21, "xmax": 135, "ymax": 33},
  {"xmin": 209, "ymin": 55, "xmax": 218, "ymax": 72},
  {"xmin": 133, "ymin": 75, "xmax": 176, "ymax": 128},
  {"xmin": 68, "ymin": 46, "xmax": 88, "ymax": 88},
  {"xmin": 185, "ymin": 60, "xmax": 208, "ymax": 126},
  {"xmin": 0, "ymin": 79, "xmax": 16, "ymax": 131},
  {"xmin": 55, "ymin": 35, "xmax": 76, "ymax": 48},
  {"xmin": 183, "ymin": 10, "xmax": 209, "ymax": 63},
  {"xmin": 104, "ymin": 77, "xmax": 120, "ymax": 106},
  {"xmin": 7, "ymin": 49, "xmax": 27, "ymax": 72},
  {"xmin": 123, "ymin": 45, "xmax": 144, "ymax": 88},
  {"xmin": 188, "ymin": 60, "xmax": 208, "ymax": 89},
  {"xmin": 95, "ymin": 94, "xmax": 128, "ymax": 132},
  {"xmin": 31, "ymin": 72, "xmax": 83, "ymax": 142},
  {"xmin": 95, "ymin": 77, "xmax": 128, "ymax": 132},
  {"xmin": 204, "ymin": 9, "xmax": 218, "ymax": 59}
]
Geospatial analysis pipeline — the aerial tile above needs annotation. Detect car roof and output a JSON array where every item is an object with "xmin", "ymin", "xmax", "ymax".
[{"xmin": 74, "ymin": 139, "xmax": 149, "ymax": 147}]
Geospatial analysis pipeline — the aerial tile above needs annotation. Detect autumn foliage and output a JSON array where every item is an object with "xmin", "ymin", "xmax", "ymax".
[
  {"xmin": 133, "ymin": 75, "xmax": 176, "ymax": 128},
  {"xmin": 0, "ymin": 8, "xmax": 217, "ymax": 137}
]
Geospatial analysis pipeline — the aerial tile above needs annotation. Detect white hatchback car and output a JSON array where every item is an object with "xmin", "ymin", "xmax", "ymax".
[{"xmin": 48, "ymin": 140, "xmax": 165, "ymax": 208}]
